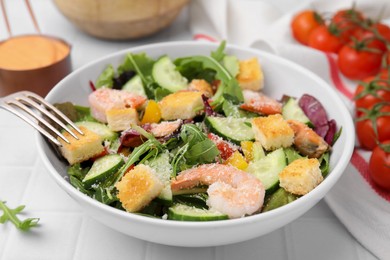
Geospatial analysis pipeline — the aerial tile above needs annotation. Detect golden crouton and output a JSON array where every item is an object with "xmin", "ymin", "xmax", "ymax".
[
  {"xmin": 252, "ymin": 114, "xmax": 294, "ymax": 150},
  {"xmin": 159, "ymin": 91, "xmax": 203, "ymax": 120},
  {"xmin": 106, "ymin": 108, "xmax": 139, "ymax": 131},
  {"xmin": 58, "ymin": 126, "xmax": 104, "ymax": 165},
  {"xmin": 115, "ymin": 164, "xmax": 164, "ymax": 212},
  {"xmin": 236, "ymin": 58, "xmax": 264, "ymax": 91},
  {"xmin": 279, "ymin": 158, "xmax": 323, "ymax": 195},
  {"xmin": 188, "ymin": 79, "xmax": 214, "ymax": 98}
]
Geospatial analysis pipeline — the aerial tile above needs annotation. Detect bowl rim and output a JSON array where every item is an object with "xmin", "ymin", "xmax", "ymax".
[{"xmin": 37, "ymin": 41, "xmax": 355, "ymax": 229}]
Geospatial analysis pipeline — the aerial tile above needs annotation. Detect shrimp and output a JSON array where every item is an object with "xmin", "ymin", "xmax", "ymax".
[
  {"xmin": 88, "ymin": 88, "xmax": 146, "ymax": 123},
  {"xmin": 148, "ymin": 119, "xmax": 182, "ymax": 138},
  {"xmin": 287, "ymin": 119, "xmax": 329, "ymax": 158},
  {"xmin": 171, "ymin": 164, "xmax": 265, "ymax": 218},
  {"xmin": 240, "ymin": 90, "xmax": 282, "ymax": 115}
]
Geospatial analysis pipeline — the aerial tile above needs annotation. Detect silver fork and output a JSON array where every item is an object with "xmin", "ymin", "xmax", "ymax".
[{"xmin": 0, "ymin": 91, "xmax": 84, "ymax": 146}]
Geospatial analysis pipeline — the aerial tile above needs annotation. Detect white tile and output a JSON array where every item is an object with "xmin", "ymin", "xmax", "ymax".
[
  {"xmin": 0, "ymin": 166, "xmax": 32, "ymax": 204},
  {"xmin": 0, "ymin": 126, "xmax": 37, "ymax": 167},
  {"xmin": 287, "ymin": 218, "xmax": 359, "ymax": 260},
  {"xmin": 216, "ymin": 228, "xmax": 287, "ymax": 260},
  {"xmin": 74, "ymin": 217, "xmax": 146, "ymax": 260},
  {"xmin": 22, "ymin": 160, "xmax": 81, "ymax": 211},
  {"xmin": 147, "ymin": 243, "xmax": 214, "ymax": 260},
  {"xmin": 1, "ymin": 212, "xmax": 82, "ymax": 260}
]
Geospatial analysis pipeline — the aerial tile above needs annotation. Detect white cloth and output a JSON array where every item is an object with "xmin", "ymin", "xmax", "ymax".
[{"xmin": 190, "ymin": 0, "xmax": 390, "ymax": 259}]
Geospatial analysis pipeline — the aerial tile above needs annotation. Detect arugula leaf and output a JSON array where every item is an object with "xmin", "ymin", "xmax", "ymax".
[
  {"xmin": 175, "ymin": 60, "xmax": 216, "ymax": 83},
  {"xmin": 175, "ymin": 124, "xmax": 220, "ymax": 167},
  {"xmin": 96, "ymin": 65, "xmax": 115, "ymax": 88},
  {"xmin": 154, "ymin": 87, "xmax": 172, "ymax": 101},
  {"xmin": 184, "ymin": 139, "xmax": 219, "ymax": 164},
  {"xmin": 211, "ymin": 40, "xmax": 227, "ymax": 62},
  {"xmin": 118, "ymin": 53, "xmax": 157, "ymax": 99},
  {"xmin": 0, "ymin": 201, "xmax": 39, "ymax": 231},
  {"xmin": 69, "ymin": 176, "xmax": 93, "ymax": 196},
  {"xmin": 115, "ymin": 139, "xmax": 162, "ymax": 184},
  {"xmin": 93, "ymin": 187, "xmax": 118, "ymax": 205},
  {"xmin": 171, "ymin": 143, "xmax": 189, "ymax": 178},
  {"xmin": 319, "ymin": 152, "xmax": 330, "ymax": 177},
  {"xmin": 175, "ymin": 51, "xmax": 243, "ymax": 116},
  {"xmin": 68, "ymin": 163, "xmax": 89, "ymax": 180}
]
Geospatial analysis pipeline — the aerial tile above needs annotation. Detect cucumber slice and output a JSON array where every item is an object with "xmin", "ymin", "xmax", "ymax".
[
  {"xmin": 83, "ymin": 154, "xmax": 124, "ymax": 188},
  {"xmin": 122, "ymin": 75, "xmax": 147, "ymax": 97},
  {"xmin": 152, "ymin": 56, "xmax": 188, "ymax": 92},
  {"xmin": 205, "ymin": 116, "xmax": 254, "ymax": 145},
  {"xmin": 144, "ymin": 152, "xmax": 173, "ymax": 205},
  {"xmin": 282, "ymin": 97, "xmax": 311, "ymax": 125},
  {"xmin": 253, "ymin": 141, "xmax": 265, "ymax": 161},
  {"xmin": 246, "ymin": 148, "xmax": 286, "ymax": 194},
  {"xmin": 75, "ymin": 121, "xmax": 117, "ymax": 141},
  {"xmin": 168, "ymin": 203, "xmax": 228, "ymax": 221}
]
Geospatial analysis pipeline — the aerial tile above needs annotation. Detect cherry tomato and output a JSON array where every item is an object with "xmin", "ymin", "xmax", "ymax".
[
  {"xmin": 338, "ymin": 41, "xmax": 383, "ymax": 80},
  {"xmin": 308, "ymin": 25, "xmax": 345, "ymax": 53},
  {"xmin": 207, "ymin": 133, "xmax": 236, "ymax": 160},
  {"xmin": 332, "ymin": 8, "xmax": 365, "ymax": 42},
  {"xmin": 354, "ymin": 76, "xmax": 390, "ymax": 116},
  {"xmin": 369, "ymin": 140, "xmax": 390, "ymax": 190},
  {"xmin": 291, "ymin": 10, "xmax": 323, "ymax": 45},
  {"xmin": 356, "ymin": 23, "xmax": 390, "ymax": 52},
  {"xmin": 356, "ymin": 103, "xmax": 390, "ymax": 150}
]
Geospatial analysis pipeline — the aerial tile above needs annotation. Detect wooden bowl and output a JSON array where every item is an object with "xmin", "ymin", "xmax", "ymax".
[{"xmin": 53, "ymin": 0, "xmax": 189, "ymax": 40}]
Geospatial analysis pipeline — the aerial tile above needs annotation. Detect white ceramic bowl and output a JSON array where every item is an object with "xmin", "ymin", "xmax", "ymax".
[{"xmin": 37, "ymin": 42, "xmax": 355, "ymax": 247}]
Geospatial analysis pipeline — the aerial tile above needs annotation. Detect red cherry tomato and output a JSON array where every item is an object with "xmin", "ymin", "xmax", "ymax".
[
  {"xmin": 337, "ymin": 41, "xmax": 383, "ymax": 80},
  {"xmin": 332, "ymin": 8, "xmax": 365, "ymax": 42},
  {"xmin": 291, "ymin": 10, "xmax": 323, "ymax": 45},
  {"xmin": 308, "ymin": 25, "xmax": 345, "ymax": 53},
  {"xmin": 369, "ymin": 141, "xmax": 390, "ymax": 190},
  {"xmin": 354, "ymin": 76, "xmax": 390, "ymax": 116},
  {"xmin": 356, "ymin": 23, "xmax": 390, "ymax": 52},
  {"xmin": 356, "ymin": 103, "xmax": 390, "ymax": 150},
  {"xmin": 207, "ymin": 133, "xmax": 236, "ymax": 160}
]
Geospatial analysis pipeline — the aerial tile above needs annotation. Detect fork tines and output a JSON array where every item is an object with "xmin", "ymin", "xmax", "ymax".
[{"xmin": 0, "ymin": 91, "xmax": 84, "ymax": 147}]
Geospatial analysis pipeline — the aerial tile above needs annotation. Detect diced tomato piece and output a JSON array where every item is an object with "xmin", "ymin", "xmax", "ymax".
[{"xmin": 208, "ymin": 133, "xmax": 236, "ymax": 160}]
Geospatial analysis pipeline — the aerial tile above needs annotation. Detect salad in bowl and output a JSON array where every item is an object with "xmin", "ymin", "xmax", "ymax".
[{"xmin": 38, "ymin": 41, "xmax": 354, "ymax": 246}]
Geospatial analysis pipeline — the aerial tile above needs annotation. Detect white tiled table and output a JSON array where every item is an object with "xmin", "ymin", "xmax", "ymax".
[{"xmin": 0, "ymin": 1, "xmax": 378, "ymax": 259}]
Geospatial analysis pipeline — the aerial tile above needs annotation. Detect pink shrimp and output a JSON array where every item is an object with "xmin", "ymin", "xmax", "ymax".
[
  {"xmin": 287, "ymin": 119, "xmax": 329, "ymax": 158},
  {"xmin": 148, "ymin": 119, "xmax": 182, "ymax": 138},
  {"xmin": 171, "ymin": 164, "xmax": 265, "ymax": 218},
  {"xmin": 240, "ymin": 90, "xmax": 282, "ymax": 115},
  {"xmin": 88, "ymin": 88, "xmax": 146, "ymax": 123}
]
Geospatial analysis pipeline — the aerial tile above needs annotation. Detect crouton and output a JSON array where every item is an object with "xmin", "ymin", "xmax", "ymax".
[
  {"xmin": 236, "ymin": 58, "xmax": 264, "ymax": 91},
  {"xmin": 252, "ymin": 114, "xmax": 294, "ymax": 150},
  {"xmin": 159, "ymin": 91, "xmax": 203, "ymax": 120},
  {"xmin": 58, "ymin": 126, "xmax": 104, "ymax": 165},
  {"xmin": 115, "ymin": 164, "xmax": 164, "ymax": 212},
  {"xmin": 188, "ymin": 79, "xmax": 214, "ymax": 98},
  {"xmin": 279, "ymin": 158, "xmax": 323, "ymax": 195},
  {"xmin": 106, "ymin": 108, "xmax": 139, "ymax": 131}
]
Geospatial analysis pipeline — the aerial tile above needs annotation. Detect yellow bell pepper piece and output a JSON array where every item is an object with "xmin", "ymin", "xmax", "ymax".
[
  {"xmin": 240, "ymin": 141, "xmax": 254, "ymax": 162},
  {"xmin": 141, "ymin": 100, "xmax": 161, "ymax": 124},
  {"xmin": 225, "ymin": 151, "xmax": 248, "ymax": 170}
]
